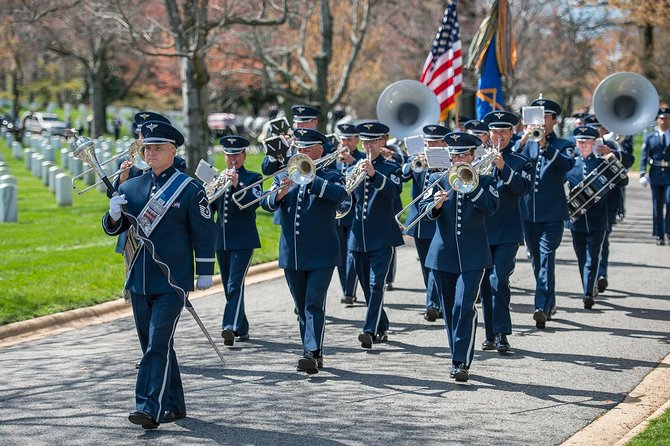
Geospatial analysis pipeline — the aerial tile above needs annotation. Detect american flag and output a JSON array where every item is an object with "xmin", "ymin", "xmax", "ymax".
[{"xmin": 420, "ymin": 1, "xmax": 462, "ymax": 120}]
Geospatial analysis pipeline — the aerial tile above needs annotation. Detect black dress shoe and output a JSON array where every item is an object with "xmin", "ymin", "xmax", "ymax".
[
  {"xmin": 358, "ymin": 331, "xmax": 374, "ymax": 349},
  {"xmin": 221, "ymin": 329, "xmax": 235, "ymax": 346},
  {"xmin": 128, "ymin": 410, "xmax": 159, "ymax": 429},
  {"xmin": 452, "ymin": 363, "xmax": 469, "ymax": 382},
  {"xmin": 533, "ymin": 310, "xmax": 547, "ymax": 329},
  {"xmin": 385, "ymin": 283, "xmax": 394, "ymax": 291},
  {"xmin": 495, "ymin": 333, "xmax": 511, "ymax": 352},
  {"xmin": 297, "ymin": 352, "xmax": 319, "ymax": 375},
  {"xmin": 449, "ymin": 366, "xmax": 457, "ymax": 378},
  {"xmin": 235, "ymin": 334, "xmax": 250, "ymax": 342},
  {"xmin": 297, "ymin": 355, "xmax": 323, "ymax": 371},
  {"xmin": 597, "ymin": 276, "xmax": 608, "ymax": 293},
  {"xmin": 341, "ymin": 295, "xmax": 356, "ymax": 305},
  {"xmin": 656, "ymin": 236, "xmax": 666, "ymax": 246},
  {"xmin": 424, "ymin": 307, "xmax": 440, "ymax": 322},
  {"xmin": 583, "ymin": 295, "xmax": 595, "ymax": 309},
  {"xmin": 160, "ymin": 410, "xmax": 186, "ymax": 423},
  {"xmin": 547, "ymin": 306, "xmax": 557, "ymax": 321},
  {"xmin": 135, "ymin": 361, "xmax": 140, "ymax": 369},
  {"xmin": 375, "ymin": 330, "xmax": 388, "ymax": 343},
  {"xmin": 481, "ymin": 339, "xmax": 496, "ymax": 351}
]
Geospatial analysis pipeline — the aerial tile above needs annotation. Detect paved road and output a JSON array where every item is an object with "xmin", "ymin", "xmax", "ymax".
[{"xmin": 1, "ymin": 181, "xmax": 669, "ymax": 446}]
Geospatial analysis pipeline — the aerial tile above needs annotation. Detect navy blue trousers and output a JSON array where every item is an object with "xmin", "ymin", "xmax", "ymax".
[
  {"xmin": 523, "ymin": 220, "xmax": 564, "ymax": 314},
  {"xmin": 131, "ymin": 291, "xmax": 185, "ymax": 422},
  {"xmin": 598, "ymin": 213, "xmax": 616, "ymax": 278},
  {"xmin": 650, "ymin": 184, "xmax": 670, "ymax": 237},
  {"xmin": 386, "ymin": 247, "xmax": 397, "ymax": 284},
  {"xmin": 571, "ymin": 230, "xmax": 606, "ymax": 297},
  {"xmin": 415, "ymin": 238, "xmax": 439, "ymax": 310},
  {"xmin": 284, "ymin": 267, "xmax": 334, "ymax": 356},
  {"xmin": 216, "ymin": 249, "xmax": 253, "ymax": 336},
  {"xmin": 433, "ymin": 269, "xmax": 485, "ymax": 367},
  {"xmin": 353, "ymin": 248, "xmax": 393, "ymax": 336},
  {"xmin": 481, "ymin": 243, "xmax": 518, "ymax": 339},
  {"xmin": 335, "ymin": 224, "xmax": 358, "ymax": 297}
]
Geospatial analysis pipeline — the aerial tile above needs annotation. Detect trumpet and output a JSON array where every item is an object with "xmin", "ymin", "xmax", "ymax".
[
  {"xmin": 528, "ymin": 125, "xmax": 545, "ymax": 142},
  {"xmin": 335, "ymin": 156, "xmax": 370, "ymax": 219},
  {"xmin": 473, "ymin": 142, "xmax": 499, "ymax": 176},
  {"xmin": 410, "ymin": 154, "xmax": 427, "ymax": 173},
  {"xmin": 395, "ymin": 162, "xmax": 479, "ymax": 230},
  {"xmin": 72, "ymin": 140, "xmax": 149, "ymax": 194}
]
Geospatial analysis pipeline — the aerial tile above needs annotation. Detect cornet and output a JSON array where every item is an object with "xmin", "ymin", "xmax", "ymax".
[
  {"xmin": 336, "ymin": 156, "xmax": 370, "ymax": 219},
  {"xmin": 72, "ymin": 140, "xmax": 149, "ymax": 194},
  {"xmin": 410, "ymin": 154, "xmax": 427, "ymax": 173},
  {"xmin": 528, "ymin": 126, "xmax": 545, "ymax": 142}
]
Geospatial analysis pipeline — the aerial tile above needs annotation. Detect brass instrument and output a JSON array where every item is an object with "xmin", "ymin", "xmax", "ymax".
[
  {"xmin": 335, "ymin": 157, "xmax": 370, "ymax": 219},
  {"xmin": 196, "ymin": 159, "xmax": 236, "ymax": 204},
  {"xmin": 528, "ymin": 126, "xmax": 545, "ymax": 142},
  {"xmin": 376, "ymin": 79, "xmax": 440, "ymax": 140},
  {"xmin": 473, "ymin": 143, "xmax": 499, "ymax": 176},
  {"xmin": 72, "ymin": 139, "xmax": 149, "ymax": 194},
  {"xmin": 410, "ymin": 154, "xmax": 427, "ymax": 173}
]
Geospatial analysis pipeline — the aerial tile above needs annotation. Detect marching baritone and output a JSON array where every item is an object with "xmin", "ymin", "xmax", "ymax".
[
  {"xmin": 418, "ymin": 132, "xmax": 499, "ymax": 382},
  {"xmin": 565, "ymin": 126, "xmax": 615, "ymax": 309},
  {"xmin": 516, "ymin": 98, "xmax": 575, "ymax": 329},
  {"xmin": 349, "ymin": 122, "xmax": 404, "ymax": 349},
  {"xmin": 400, "ymin": 124, "xmax": 448, "ymax": 321},
  {"xmin": 479, "ymin": 112, "xmax": 532, "ymax": 352},
  {"xmin": 260, "ymin": 128, "xmax": 347, "ymax": 374},
  {"xmin": 335, "ymin": 123, "xmax": 365, "ymax": 305},
  {"xmin": 639, "ymin": 107, "xmax": 670, "ymax": 245},
  {"xmin": 103, "ymin": 121, "xmax": 217, "ymax": 429},
  {"xmin": 212, "ymin": 136, "xmax": 263, "ymax": 346}
]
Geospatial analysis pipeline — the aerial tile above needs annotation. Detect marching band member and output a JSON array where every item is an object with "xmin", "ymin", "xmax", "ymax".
[
  {"xmin": 212, "ymin": 136, "xmax": 263, "ymax": 346},
  {"xmin": 383, "ymin": 138, "xmax": 406, "ymax": 292},
  {"xmin": 639, "ymin": 107, "xmax": 670, "ymax": 245},
  {"xmin": 349, "ymin": 122, "xmax": 404, "ymax": 349},
  {"xmin": 102, "ymin": 121, "xmax": 216, "ymax": 429},
  {"xmin": 582, "ymin": 115, "xmax": 630, "ymax": 293},
  {"xmin": 418, "ymin": 132, "xmax": 499, "ymax": 382},
  {"xmin": 480, "ymin": 112, "xmax": 532, "ymax": 352},
  {"xmin": 516, "ymin": 98, "xmax": 575, "ymax": 329},
  {"xmin": 335, "ymin": 123, "xmax": 364, "ymax": 305},
  {"xmin": 464, "ymin": 119, "xmax": 490, "ymax": 147},
  {"xmin": 566, "ymin": 126, "xmax": 613, "ymax": 309},
  {"xmin": 260, "ymin": 128, "xmax": 347, "ymax": 374},
  {"xmin": 400, "ymin": 124, "xmax": 447, "ymax": 321}
]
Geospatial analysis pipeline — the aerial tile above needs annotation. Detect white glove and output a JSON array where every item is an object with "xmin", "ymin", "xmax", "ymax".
[
  {"xmin": 196, "ymin": 275, "xmax": 214, "ymax": 290},
  {"xmin": 109, "ymin": 194, "xmax": 127, "ymax": 221},
  {"xmin": 639, "ymin": 176, "xmax": 649, "ymax": 187}
]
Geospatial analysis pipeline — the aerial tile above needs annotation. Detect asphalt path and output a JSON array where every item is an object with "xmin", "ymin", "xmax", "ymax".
[{"xmin": 1, "ymin": 180, "xmax": 669, "ymax": 445}]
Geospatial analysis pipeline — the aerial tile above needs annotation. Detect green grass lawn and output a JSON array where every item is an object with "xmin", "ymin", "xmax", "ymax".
[{"xmin": 627, "ymin": 408, "xmax": 670, "ymax": 445}]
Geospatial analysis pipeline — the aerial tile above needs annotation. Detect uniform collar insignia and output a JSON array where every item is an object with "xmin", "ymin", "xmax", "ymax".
[
  {"xmin": 146, "ymin": 123, "xmax": 158, "ymax": 132},
  {"xmin": 139, "ymin": 113, "xmax": 150, "ymax": 120}
]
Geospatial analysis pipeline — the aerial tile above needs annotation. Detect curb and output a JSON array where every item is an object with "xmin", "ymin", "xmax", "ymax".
[
  {"xmin": 561, "ymin": 352, "xmax": 670, "ymax": 445},
  {"xmin": 0, "ymin": 260, "xmax": 280, "ymax": 345}
]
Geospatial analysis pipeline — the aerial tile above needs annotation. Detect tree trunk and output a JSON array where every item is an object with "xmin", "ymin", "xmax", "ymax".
[
  {"xmin": 11, "ymin": 55, "xmax": 21, "ymax": 123},
  {"xmin": 314, "ymin": 0, "xmax": 333, "ymax": 134},
  {"xmin": 640, "ymin": 22, "xmax": 655, "ymax": 82},
  {"xmin": 181, "ymin": 55, "xmax": 209, "ymax": 175},
  {"xmin": 90, "ymin": 67, "xmax": 107, "ymax": 138}
]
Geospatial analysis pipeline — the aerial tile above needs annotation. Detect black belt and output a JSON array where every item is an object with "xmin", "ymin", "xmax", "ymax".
[{"xmin": 649, "ymin": 159, "xmax": 670, "ymax": 167}]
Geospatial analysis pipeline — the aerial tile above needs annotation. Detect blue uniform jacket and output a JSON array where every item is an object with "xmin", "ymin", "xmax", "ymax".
[
  {"xmin": 566, "ymin": 154, "xmax": 609, "ymax": 232},
  {"xmin": 419, "ymin": 173, "xmax": 500, "ymax": 273},
  {"xmin": 348, "ymin": 156, "xmax": 405, "ymax": 252},
  {"xmin": 260, "ymin": 166, "xmax": 347, "ymax": 270},
  {"xmin": 335, "ymin": 150, "xmax": 366, "ymax": 227},
  {"xmin": 485, "ymin": 145, "xmax": 533, "ymax": 245},
  {"xmin": 517, "ymin": 132, "xmax": 575, "ymax": 222},
  {"xmin": 400, "ymin": 161, "xmax": 437, "ymax": 239},
  {"xmin": 640, "ymin": 130, "xmax": 670, "ymax": 186},
  {"xmin": 212, "ymin": 166, "xmax": 262, "ymax": 251},
  {"xmin": 102, "ymin": 166, "xmax": 217, "ymax": 294}
]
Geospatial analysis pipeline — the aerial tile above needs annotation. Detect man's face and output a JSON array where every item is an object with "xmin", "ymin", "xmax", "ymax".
[
  {"xmin": 575, "ymin": 139, "xmax": 595, "ymax": 158},
  {"xmin": 362, "ymin": 136, "xmax": 388, "ymax": 158},
  {"xmin": 544, "ymin": 113, "xmax": 557, "ymax": 132},
  {"xmin": 450, "ymin": 151, "xmax": 475, "ymax": 165},
  {"xmin": 296, "ymin": 144, "xmax": 324, "ymax": 161},
  {"xmin": 143, "ymin": 143, "xmax": 176, "ymax": 172},
  {"xmin": 657, "ymin": 115, "xmax": 670, "ymax": 131},
  {"xmin": 225, "ymin": 152, "xmax": 246, "ymax": 169},
  {"xmin": 490, "ymin": 128, "xmax": 513, "ymax": 149},
  {"xmin": 295, "ymin": 118, "xmax": 318, "ymax": 130},
  {"xmin": 341, "ymin": 136, "xmax": 359, "ymax": 150}
]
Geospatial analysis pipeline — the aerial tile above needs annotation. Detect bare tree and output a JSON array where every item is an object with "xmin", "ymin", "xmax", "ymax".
[{"xmin": 108, "ymin": 0, "xmax": 288, "ymax": 173}]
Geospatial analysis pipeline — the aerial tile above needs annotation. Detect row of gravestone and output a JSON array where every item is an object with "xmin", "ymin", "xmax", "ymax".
[{"xmin": 0, "ymin": 150, "xmax": 17, "ymax": 222}]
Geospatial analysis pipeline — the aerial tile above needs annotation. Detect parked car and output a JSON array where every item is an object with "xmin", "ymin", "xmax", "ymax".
[{"xmin": 21, "ymin": 112, "xmax": 68, "ymax": 136}]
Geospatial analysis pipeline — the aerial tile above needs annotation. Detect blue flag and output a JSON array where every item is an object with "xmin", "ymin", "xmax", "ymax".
[{"xmin": 476, "ymin": 37, "xmax": 505, "ymax": 120}]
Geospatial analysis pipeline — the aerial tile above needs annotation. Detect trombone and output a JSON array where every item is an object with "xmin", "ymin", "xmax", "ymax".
[
  {"xmin": 232, "ymin": 145, "xmax": 347, "ymax": 210},
  {"xmin": 72, "ymin": 140, "xmax": 149, "ymax": 194},
  {"xmin": 394, "ymin": 162, "xmax": 479, "ymax": 231}
]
